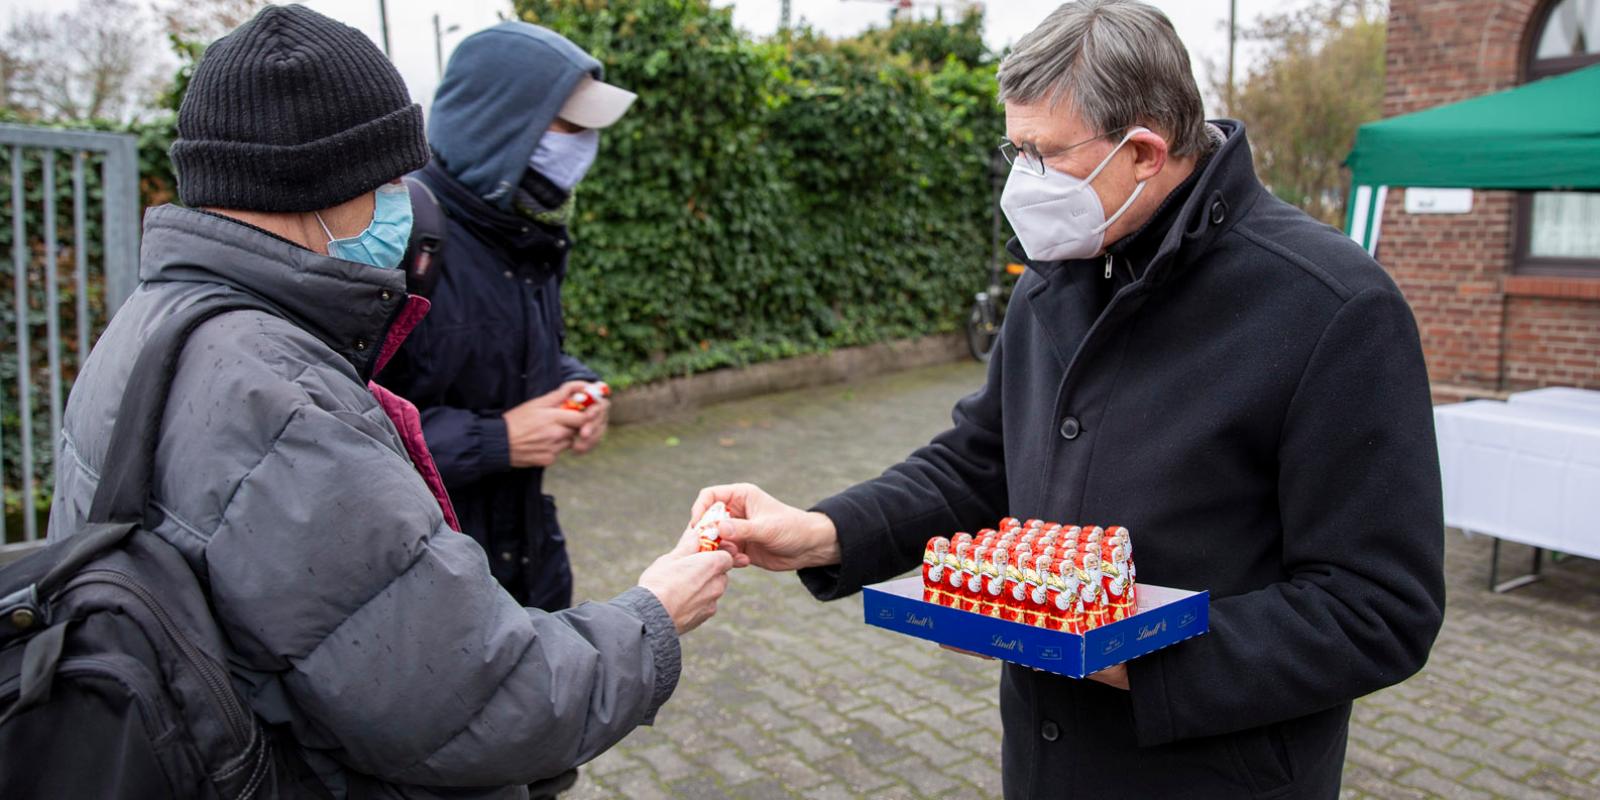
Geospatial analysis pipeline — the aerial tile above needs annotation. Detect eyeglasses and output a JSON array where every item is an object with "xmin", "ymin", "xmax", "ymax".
[{"xmin": 998, "ymin": 131, "xmax": 1117, "ymax": 176}]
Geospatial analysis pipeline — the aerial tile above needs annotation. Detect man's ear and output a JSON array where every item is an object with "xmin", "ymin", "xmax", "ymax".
[{"xmin": 1128, "ymin": 130, "xmax": 1169, "ymax": 182}]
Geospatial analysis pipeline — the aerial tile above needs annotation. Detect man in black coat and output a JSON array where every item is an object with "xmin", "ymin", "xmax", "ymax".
[
  {"xmin": 383, "ymin": 22, "xmax": 637, "ymax": 612},
  {"xmin": 694, "ymin": 1, "xmax": 1445, "ymax": 797}
]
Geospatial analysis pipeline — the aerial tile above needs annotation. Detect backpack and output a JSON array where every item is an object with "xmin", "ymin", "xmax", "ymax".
[
  {"xmin": 0, "ymin": 294, "xmax": 331, "ymax": 799},
  {"xmin": 401, "ymin": 175, "xmax": 447, "ymax": 298}
]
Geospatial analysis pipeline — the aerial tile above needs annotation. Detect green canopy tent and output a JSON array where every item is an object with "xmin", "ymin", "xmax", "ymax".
[{"xmin": 1344, "ymin": 63, "xmax": 1600, "ymax": 253}]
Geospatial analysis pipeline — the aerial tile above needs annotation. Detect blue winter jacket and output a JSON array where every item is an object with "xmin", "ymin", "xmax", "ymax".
[
  {"xmin": 381, "ymin": 160, "xmax": 598, "ymax": 609},
  {"xmin": 380, "ymin": 23, "xmax": 606, "ymax": 609}
]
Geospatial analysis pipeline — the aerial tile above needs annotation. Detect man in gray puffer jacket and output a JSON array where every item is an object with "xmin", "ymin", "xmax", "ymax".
[{"xmin": 46, "ymin": 6, "xmax": 733, "ymax": 798}]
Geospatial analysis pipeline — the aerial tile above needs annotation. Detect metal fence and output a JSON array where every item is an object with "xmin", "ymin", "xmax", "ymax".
[{"xmin": 0, "ymin": 123, "xmax": 141, "ymax": 561}]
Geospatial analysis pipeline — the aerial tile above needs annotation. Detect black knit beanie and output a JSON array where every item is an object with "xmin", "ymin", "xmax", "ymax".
[{"xmin": 171, "ymin": 4, "xmax": 429, "ymax": 212}]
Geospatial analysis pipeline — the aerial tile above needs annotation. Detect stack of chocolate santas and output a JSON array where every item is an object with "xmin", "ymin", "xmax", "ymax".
[{"xmin": 921, "ymin": 518, "xmax": 1137, "ymax": 634}]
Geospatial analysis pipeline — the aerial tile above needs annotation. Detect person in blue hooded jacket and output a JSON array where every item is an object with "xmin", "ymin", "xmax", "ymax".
[{"xmin": 382, "ymin": 22, "xmax": 638, "ymax": 613}]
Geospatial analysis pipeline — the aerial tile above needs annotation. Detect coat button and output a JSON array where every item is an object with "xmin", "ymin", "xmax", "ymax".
[
  {"xmin": 10, "ymin": 608, "xmax": 36, "ymax": 630},
  {"xmin": 353, "ymin": 339, "xmax": 369, "ymax": 352},
  {"xmin": 1059, "ymin": 416, "xmax": 1081, "ymax": 440},
  {"xmin": 1210, "ymin": 200, "xmax": 1227, "ymax": 225},
  {"xmin": 1041, "ymin": 720, "xmax": 1060, "ymax": 742},
  {"xmin": 380, "ymin": 290, "xmax": 393, "ymax": 302},
  {"xmin": 501, "ymin": 551, "xmax": 514, "ymax": 563},
  {"xmin": 504, "ymin": 270, "xmax": 515, "ymax": 279}
]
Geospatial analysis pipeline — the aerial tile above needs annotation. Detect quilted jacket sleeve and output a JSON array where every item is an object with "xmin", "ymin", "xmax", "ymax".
[{"xmin": 202, "ymin": 401, "xmax": 680, "ymax": 786}]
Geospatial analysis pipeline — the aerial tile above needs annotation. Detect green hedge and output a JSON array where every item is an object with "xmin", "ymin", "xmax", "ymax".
[{"xmin": 515, "ymin": 0, "xmax": 1005, "ymax": 387}]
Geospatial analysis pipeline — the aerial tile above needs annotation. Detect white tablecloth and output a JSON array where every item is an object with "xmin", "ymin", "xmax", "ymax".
[
  {"xmin": 1507, "ymin": 386, "xmax": 1600, "ymax": 418},
  {"xmin": 1434, "ymin": 400, "xmax": 1600, "ymax": 559}
]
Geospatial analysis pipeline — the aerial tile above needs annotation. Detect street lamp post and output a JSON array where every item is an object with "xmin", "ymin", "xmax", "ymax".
[
  {"xmin": 1226, "ymin": 0, "xmax": 1237, "ymax": 113},
  {"xmin": 377, "ymin": 0, "xmax": 392, "ymax": 57},
  {"xmin": 434, "ymin": 14, "xmax": 461, "ymax": 78}
]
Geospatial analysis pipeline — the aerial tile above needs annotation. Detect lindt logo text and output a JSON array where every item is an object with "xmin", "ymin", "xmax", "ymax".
[
  {"xmin": 905, "ymin": 613, "xmax": 935, "ymax": 629},
  {"xmin": 1137, "ymin": 620, "xmax": 1168, "ymax": 641},
  {"xmin": 990, "ymin": 635, "xmax": 1024, "ymax": 653}
]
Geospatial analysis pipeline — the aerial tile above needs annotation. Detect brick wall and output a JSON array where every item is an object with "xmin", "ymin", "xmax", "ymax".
[
  {"xmin": 1378, "ymin": 0, "xmax": 1600, "ymax": 402},
  {"xmin": 1504, "ymin": 296, "xmax": 1600, "ymax": 389}
]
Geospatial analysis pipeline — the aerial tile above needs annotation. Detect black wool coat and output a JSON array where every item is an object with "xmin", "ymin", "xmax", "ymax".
[{"xmin": 801, "ymin": 121, "xmax": 1445, "ymax": 800}]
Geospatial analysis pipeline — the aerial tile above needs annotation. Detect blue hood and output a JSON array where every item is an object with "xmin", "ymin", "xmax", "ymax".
[{"xmin": 428, "ymin": 22, "xmax": 602, "ymax": 210}]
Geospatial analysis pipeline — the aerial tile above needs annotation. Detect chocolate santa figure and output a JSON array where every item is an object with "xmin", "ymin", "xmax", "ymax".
[
  {"xmin": 980, "ymin": 545, "xmax": 1009, "ymax": 618},
  {"xmin": 1058, "ymin": 528, "xmax": 1080, "ymax": 555},
  {"xmin": 1003, "ymin": 550, "xmax": 1028, "ymax": 622},
  {"xmin": 1078, "ymin": 551, "xmax": 1109, "ymax": 631},
  {"xmin": 952, "ymin": 540, "xmax": 976, "ymax": 611},
  {"xmin": 923, "ymin": 537, "xmax": 950, "ymax": 604},
  {"xmin": 966, "ymin": 543, "xmax": 988, "ymax": 613},
  {"xmin": 1105, "ymin": 538, "xmax": 1136, "ymax": 621},
  {"xmin": 1028, "ymin": 553, "xmax": 1054, "ymax": 628},
  {"xmin": 1013, "ymin": 550, "xmax": 1038, "ymax": 625},
  {"xmin": 1053, "ymin": 556, "xmax": 1082, "ymax": 633}
]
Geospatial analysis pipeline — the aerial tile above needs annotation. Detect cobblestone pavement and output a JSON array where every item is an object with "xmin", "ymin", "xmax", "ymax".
[{"xmin": 545, "ymin": 361, "xmax": 1600, "ymax": 799}]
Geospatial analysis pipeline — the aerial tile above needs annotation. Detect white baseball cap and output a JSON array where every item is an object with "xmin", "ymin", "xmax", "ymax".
[{"xmin": 557, "ymin": 75, "xmax": 638, "ymax": 129}]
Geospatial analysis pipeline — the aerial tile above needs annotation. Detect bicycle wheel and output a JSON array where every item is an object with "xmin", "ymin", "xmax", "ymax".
[{"xmin": 966, "ymin": 301, "xmax": 998, "ymax": 363}]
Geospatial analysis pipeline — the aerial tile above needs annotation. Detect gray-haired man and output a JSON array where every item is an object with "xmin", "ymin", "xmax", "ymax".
[{"xmin": 696, "ymin": 1, "xmax": 1445, "ymax": 797}]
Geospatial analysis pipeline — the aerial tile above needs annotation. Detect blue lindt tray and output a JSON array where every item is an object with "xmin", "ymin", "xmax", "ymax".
[{"xmin": 862, "ymin": 576, "xmax": 1209, "ymax": 678}]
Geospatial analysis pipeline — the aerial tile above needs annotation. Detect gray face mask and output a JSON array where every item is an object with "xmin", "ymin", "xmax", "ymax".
[{"xmin": 528, "ymin": 128, "xmax": 599, "ymax": 191}]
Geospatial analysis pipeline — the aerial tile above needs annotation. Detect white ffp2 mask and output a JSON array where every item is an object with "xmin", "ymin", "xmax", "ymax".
[{"xmin": 1000, "ymin": 127, "xmax": 1150, "ymax": 262}]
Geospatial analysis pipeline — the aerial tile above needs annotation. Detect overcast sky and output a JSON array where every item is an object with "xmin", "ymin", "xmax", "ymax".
[
  {"xmin": 299, "ymin": 0, "xmax": 1310, "ymax": 116},
  {"xmin": 10, "ymin": 0, "xmax": 1313, "ymax": 117}
]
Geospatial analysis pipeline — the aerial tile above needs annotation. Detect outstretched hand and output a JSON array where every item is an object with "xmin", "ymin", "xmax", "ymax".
[
  {"xmin": 636, "ymin": 524, "xmax": 737, "ymax": 634},
  {"xmin": 690, "ymin": 483, "xmax": 841, "ymax": 573}
]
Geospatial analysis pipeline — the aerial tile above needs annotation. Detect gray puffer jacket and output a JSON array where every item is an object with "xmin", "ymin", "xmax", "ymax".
[{"xmin": 48, "ymin": 205, "xmax": 680, "ymax": 798}]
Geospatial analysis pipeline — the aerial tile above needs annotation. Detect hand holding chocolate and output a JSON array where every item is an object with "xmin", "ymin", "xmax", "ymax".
[
  {"xmin": 922, "ymin": 517, "xmax": 1137, "ymax": 634},
  {"xmin": 694, "ymin": 501, "xmax": 731, "ymax": 552},
  {"xmin": 561, "ymin": 381, "xmax": 611, "ymax": 412}
]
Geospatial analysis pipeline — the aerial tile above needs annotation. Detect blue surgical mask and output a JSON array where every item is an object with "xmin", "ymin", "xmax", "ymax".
[
  {"xmin": 316, "ymin": 182, "xmax": 413, "ymax": 270},
  {"xmin": 528, "ymin": 128, "xmax": 599, "ymax": 192}
]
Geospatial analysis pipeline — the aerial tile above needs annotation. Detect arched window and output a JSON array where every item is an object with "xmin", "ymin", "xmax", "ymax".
[
  {"xmin": 1517, "ymin": 0, "xmax": 1600, "ymax": 275},
  {"xmin": 1527, "ymin": 0, "xmax": 1600, "ymax": 79}
]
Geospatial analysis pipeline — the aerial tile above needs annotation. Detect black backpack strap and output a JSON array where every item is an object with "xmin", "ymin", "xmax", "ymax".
[
  {"xmin": 0, "ymin": 619, "xmax": 68, "ymax": 724},
  {"xmin": 401, "ymin": 175, "xmax": 446, "ymax": 298},
  {"xmin": 87, "ymin": 293, "xmax": 280, "ymax": 526}
]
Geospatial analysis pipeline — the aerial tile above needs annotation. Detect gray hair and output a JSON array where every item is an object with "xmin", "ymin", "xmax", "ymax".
[{"xmin": 998, "ymin": 0, "xmax": 1209, "ymax": 158}]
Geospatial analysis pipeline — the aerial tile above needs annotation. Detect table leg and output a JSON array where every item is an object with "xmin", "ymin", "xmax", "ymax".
[{"xmin": 1488, "ymin": 536, "xmax": 1545, "ymax": 593}]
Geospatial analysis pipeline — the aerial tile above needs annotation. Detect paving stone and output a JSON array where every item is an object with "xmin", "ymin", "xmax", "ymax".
[
  {"xmin": 633, "ymin": 743, "xmax": 699, "ymax": 783},
  {"xmin": 730, "ymin": 779, "xmax": 799, "ymax": 800},
  {"xmin": 837, "ymin": 725, "xmax": 911, "ymax": 768},
  {"xmin": 800, "ymin": 785, "xmax": 855, "ymax": 800},
  {"xmin": 1462, "ymin": 766, "xmax": 1565, "ymax": 800},
  {"xmin": 780, "ymin": 726, "xmax": 841, "ymax": 762},
  {"xmin": 1445, "ymin": 737, "xmax": 1534, "ymax": 780},
  {"xmin": 603, "ymin": 768, "xmax": 671, "ymax": 800},
  {"xmin": 812, "ymin": 751, "xmax": 898, "ymax": 794},
  {"xmin": 1388, "ymin": 737, "xmax": 1478, "ymax": 779},
  {"xmin": 697, "ymin": 746, "xmax": 763, "ymax": 786},
  {"xmin": 667, "ymin": 775, "xmax": 736, "ymax": 800},
  {"xmin": 753, "ymin": 750, "xmax": 829, "ymax": 791},
  {"xmin": 882, "ymin": 754, "xmax": 961, "ymax": 796},
  {"xmin": 1395, "ymin": 766, "xmax": 1493, "ymax": 800},
  {"xmin": 843, "ymin": 704, "xmax": 918, "ymax": 739}
]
